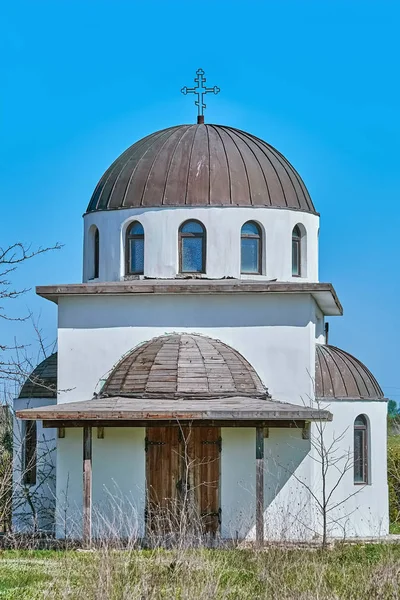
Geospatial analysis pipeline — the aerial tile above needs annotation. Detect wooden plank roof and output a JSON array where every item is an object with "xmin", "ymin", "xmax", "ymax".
[
  {"xmin": 102, "ymin": 334, "xmax": 267, "ymax": 399},
  {"xmin": 16, "ymin": 396, "xmax": 332, "ymax": 422}
]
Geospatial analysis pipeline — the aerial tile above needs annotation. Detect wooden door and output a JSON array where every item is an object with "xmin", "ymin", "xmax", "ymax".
[
  {"xmin": 145, "ymin": 427, "xmax": 180, "ymax": 532},
  {"xmin": 146, "ymin": 426, "xmax": 220, "ymax": 535}
]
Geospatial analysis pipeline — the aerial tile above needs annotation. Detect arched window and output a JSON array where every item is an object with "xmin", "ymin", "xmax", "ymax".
[
  {"xmin": 179, "ymin": 220, "xmax": 206, "ymax": 273},
  {"xmin": 94, "ymin": 227, "xmax": 99, "ymax": 279},
  {"xmin": 354, "ymin": 415, "xmax": 368, "ymax": 484},
  {"xmin": 292, "ymin": 225, "xmax": 302, "ymax": 276},
  {"xmin": 241, "ymin": 221, "xmax": 262, "ymax": 274},
  {"xmin": 126, "ymin": 221, "xmax": 144, "ymax": 275},
  {"xmin": 23, "ymin": 420, "xmax": 37, "ymax": 486}
]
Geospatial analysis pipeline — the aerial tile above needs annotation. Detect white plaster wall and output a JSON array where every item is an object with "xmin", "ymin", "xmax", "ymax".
[
  {"xmin": 57, "ymin": 293, "xmax": 316, "ymax": 406},
  {"xmin": 82, "ymin": 206, "xmax": 319, "ymax": 283},
  {"xmin": 264, "ymin": 428, "xmax": 313, "ymax": 541},
  {"xmin": 220, "ymin": 428, "xmax": 256, "ymax": 539},
  {"xmin": 56, "ymin": 427, "xmax": 146, "ymax": 539},
  {"xmin": 92, "ymin": 427, "xmax": 145, "ymax": 539},
  {"xmin": 13, "ymin": 397, "xmax": 57, "ymax": 533},
  {"xmin": 311, "ymin": 400, "xmax": 389, "ymax": 539}
]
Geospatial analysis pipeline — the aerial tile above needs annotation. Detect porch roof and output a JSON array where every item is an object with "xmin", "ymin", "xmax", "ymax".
[{"xmin": 16, "ymin": 396, "xmax": 332, "ymax": 423}]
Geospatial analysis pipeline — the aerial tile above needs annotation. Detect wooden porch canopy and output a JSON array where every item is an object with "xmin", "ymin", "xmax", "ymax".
[{"xmin": 16, "ymin": 395, "xmax": 332, "ymax": 427}]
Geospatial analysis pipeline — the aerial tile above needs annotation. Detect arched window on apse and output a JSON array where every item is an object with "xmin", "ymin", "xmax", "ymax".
[
  {"xmin": 241, "ymin": 221, "xmax": 262, "ymax": 274},
  {"xmin": 94, "ymin": 227, "xmax": 99, "ymax": 279},
  {"xmin": 179, "ymin": 220, "xmax": 206, "ymax": 273},
  {"xmin": 292, "ymin": 224, "xmax": 305, "ymax": 277},
  {"xmin": 126, "ymin": 222, "xmax": 145, "ymax": 275},
  {"xmin": 23, "ymin": 420, "xmax": 37, "ymax": 486},
  {"xmin": 354, "ymin": 414, "xmax": 369, "ymax": 484}
]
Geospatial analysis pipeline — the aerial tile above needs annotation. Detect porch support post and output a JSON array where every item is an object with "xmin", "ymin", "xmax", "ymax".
[
  {"xmin": 255, "ymin": 426, "xmax": 264, "ymax": 546},
  {"xmin": 83, "ymin": 425, "xmax": 92, "ymax": 544}
]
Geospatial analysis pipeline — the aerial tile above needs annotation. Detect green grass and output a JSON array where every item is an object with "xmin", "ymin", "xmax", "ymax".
[{"xmin": 1, "ymin": 545, "xmax": 400, "ymax": 599}]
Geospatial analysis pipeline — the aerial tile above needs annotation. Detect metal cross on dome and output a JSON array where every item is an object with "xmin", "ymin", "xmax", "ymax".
[{"xmin": 181, "ymin": 69, "xmax": 220, "ymax": 124}]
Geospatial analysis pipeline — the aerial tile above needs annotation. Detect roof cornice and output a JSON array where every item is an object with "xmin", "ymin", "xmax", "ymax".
[{"xmin": 36, "ymin": 280, "xmax": 342, "ymax": 315}]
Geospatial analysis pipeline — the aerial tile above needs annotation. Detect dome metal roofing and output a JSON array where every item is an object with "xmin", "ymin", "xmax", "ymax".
[
  {"xmin": 87, "ymin": 124, "xmax": 316, "ymax": 214},
  {"xmin": 101, "ymin": 334, "xmax": 267, "ymax": 399},
  {"xmin": 19, "ymin": 353, "xmax": 57, "ymax": 399},
  {"xmin": 315, "ymin": 345, "xmax": 384, "ymax": 400}
]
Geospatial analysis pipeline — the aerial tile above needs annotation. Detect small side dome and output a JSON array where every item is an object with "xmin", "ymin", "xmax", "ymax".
[
  {"xmin": 101, "ymin": 334, "xmax": 267, "ymax": 399},
  {"xmin": 19, "ymin": 353, "xmax": 58, "ymax": 399},
  {"xmin": 315, "ymin": 345, "xmax": 383, "ymax": 400}
]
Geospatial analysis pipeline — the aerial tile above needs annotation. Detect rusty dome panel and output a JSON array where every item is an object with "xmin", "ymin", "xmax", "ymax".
[
  {"xmin": 87, "ymin": 125, "xmax": 316, "ymax": 213},
  {"xmin": 315, "ymin": 345, "xmax": 383, "ymax": 400},
  {"xmin": 101, "ymin": 334, "xmax": 267, "ymax": 399}
]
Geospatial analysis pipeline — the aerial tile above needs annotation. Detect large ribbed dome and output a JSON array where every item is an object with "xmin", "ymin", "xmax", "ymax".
[
  {"xmin": 87, "ymin": 125, "xmax": 315, "ymax": 213},
  {"xmin": 101, "ymin": 334, "xmax": 267, "ymax": 399},
  {"xmin": 315, "ymin": 345, "xmax": 384, "ymax": 400}
]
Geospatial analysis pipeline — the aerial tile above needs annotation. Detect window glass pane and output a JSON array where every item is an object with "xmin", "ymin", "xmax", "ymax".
[
  {"xmin": 24, "ymin": 420, "xmax": 37, "ymax": 485},
  {"xmin": 241, "ymin": 238, "xmax": 259, "ymax": 273},
  {"xmin": 182, "ymin": 237, "xmax": 203, "ymax": 272},
  {"xmin": 355, "ymin": 415, "xmax": 367, "ymax": 427},
  {"xmin": 129, "ymin": 222, "xmax": 144, "ymax": 235},
  {"xmin": 292, "ymin": 240, "xmax": 300, "ymax": 275},
  {"xmin": 354, "ymin": 429, "xmax": 365, "ymax": 483},
  {"xmin": 292, "ymin": 225, "xmax": 301, "ymax": 238},
  {"xmin": 241, "ymin": 222, "xmax": 259, "ymax": 236},
  {"xmin": 130, "ymin": 238, "xmax": 144, "ymax": 273},
  {"xmin": 181, "ymin": 221, "xmax": 204, "ymax": 234},
  {"xmin": 94, "ymin": 229, "xmax": 99, "ymax": 278}
]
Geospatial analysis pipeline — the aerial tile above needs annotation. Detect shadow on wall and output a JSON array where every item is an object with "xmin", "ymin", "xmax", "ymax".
[{"xmin": 59, "ymin": 294, "xmax": 313, "ymax": 330}]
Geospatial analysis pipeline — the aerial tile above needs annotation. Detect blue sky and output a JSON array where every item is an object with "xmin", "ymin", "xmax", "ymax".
[{"xmin": 1, "ymin": 0, "xmax": 399, "ymax": 400}]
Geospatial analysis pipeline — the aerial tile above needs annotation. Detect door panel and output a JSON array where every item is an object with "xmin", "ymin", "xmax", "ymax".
[
  {"xmin": 146, "ymin": 427, "xmax": 180, "ymax": 530},
  {"xmin": 146, "ymin": 426, "xmax": 220, "ymax": 534}
]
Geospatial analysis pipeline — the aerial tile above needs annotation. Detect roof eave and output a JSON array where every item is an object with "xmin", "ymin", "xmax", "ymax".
[
  {"xmin": 36, "ymin": 280, "xmax": 342, "ymax": 316},
  {"xmin": 16, "ymin": 396, "xmax": 333, "ymax": 423}
]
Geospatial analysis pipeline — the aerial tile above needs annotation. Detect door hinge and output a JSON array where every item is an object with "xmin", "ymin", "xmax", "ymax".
[
  {"xmin": 145, "ymin": 437, "xmax": 166, "ymax": 452},
  {"xmin": 201, "ymin": 437, "xmax": 222, "ymax": 452}
]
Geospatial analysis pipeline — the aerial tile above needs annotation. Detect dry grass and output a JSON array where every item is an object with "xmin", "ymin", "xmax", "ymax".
[{"xmin": 1, "ymin": 544, "xmax": 400, "ymax": 599}]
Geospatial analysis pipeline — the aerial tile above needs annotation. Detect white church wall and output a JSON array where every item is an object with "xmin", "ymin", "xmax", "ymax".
[
  {"xmin": 57, "ymin": 292, "xmax": 316, "ymax": 407},
  {"xmin": 56, "ymin": 427, "xmax": 146, "ymax": 539},
  {"xmin": 220, "ymin": 427, "xmax": 314, "ymax": 542},
  {"xmin": 56, "ymin": 428, "xmax": 83, "ymax": 538},
  {"xmin": 220, "ymin": 428, "xmax": 256, "ymax": 539},
  {"xmin": 82, "ymin": 206, "xmax": 319, "ymax": 283},
  {"xmin": 264, "ymin": 428, "xmax": 313, "ymax": 541},
  {"xmin": 310, "ymin": 400, "xmax": 389, "ymax": 539},
  {"xmin": 13, "ymin": 397, "xmax": 57, "ymax": 533},
  {"xmin": 92, "ymin": 427, "xmax": 146, "ymax": 539}
]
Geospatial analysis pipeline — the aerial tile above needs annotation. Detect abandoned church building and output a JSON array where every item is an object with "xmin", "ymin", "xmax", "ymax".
[{"xmin": 13, "ymin": 73, "xmax": 388, "ymax": 542}]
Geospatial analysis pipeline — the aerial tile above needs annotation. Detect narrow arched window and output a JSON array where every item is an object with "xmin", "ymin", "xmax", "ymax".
[
  {"xmin": 126, "ymin": 222, "xmax": 144, "ymax": 275},
  {"xmin": 354, "ymin": 415, "xmax": 368, "ymax": 484},
  {"xmin": 23, "ymin": 420, "xmax": 37, "ymax": 486},
  {"xmin": 179, "ymin": 220, "xmax": 206, "ymax": 273},
  {"xmin": 292, "ymin": 225, "xmax": 302, "ymax": 276},
  {"xmin": 241, "ymin": 221, "xmax": 262, "ymax": 274},
  {"xmin": 94, "ymin": 227, "xmax": 99, "ymax": 279}
]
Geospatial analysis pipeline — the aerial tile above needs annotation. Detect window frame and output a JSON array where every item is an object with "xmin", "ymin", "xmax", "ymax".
[
  {"xmin": 178, "ymin": 219, "xmax": 206, "ymax": 274},
  {"xmin": 126, "ymin": 221, "xmax": 145, "ymax": 275},
  {"xmin": 23, "ymin": 420, "xmax": 37, "ymax": 486},
  {"xmin": 354, "ymin": 414, "xmax": 369, "ymax": 485},
  {"xmin": 240, "ymin": 221, "xmax": 262, "ymax": 275},
  {"xmin": 94, "ymin": 227, "xmax": 99, "ymax": 279},
  {"xmin": 292, "ymin": 225, "xmax": 302, "ymax": 277}
]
